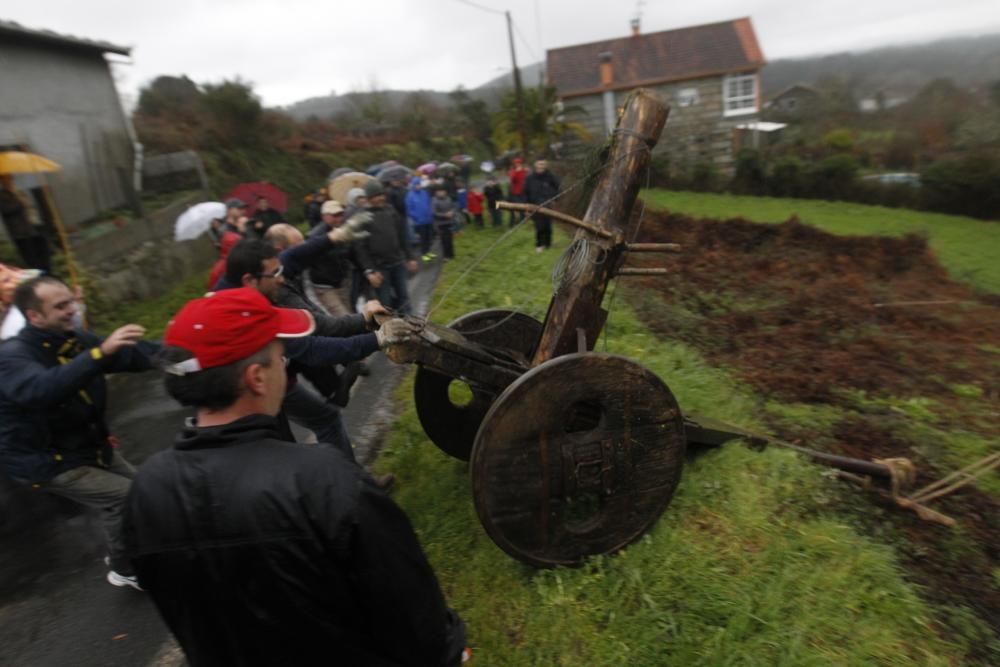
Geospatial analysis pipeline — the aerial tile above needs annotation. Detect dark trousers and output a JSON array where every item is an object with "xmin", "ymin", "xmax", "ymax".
[
  {"xmin": 437, "ymin": 224, "xmax": 454, "ymax": 259},
  {"xmin": 508, "ymin": 194, "xmax": 525, "ymax": 227},
  {"xmin": 14, "ymin": 235, "xmax": 51, "ymax": 273},
  {"xmin": 416, "ymin": 225, "xmax": 434, "ymax": 256},
  {"xmin": 374, "ymin": 262, "xmax": 412, "ymax": 315},
  {"xmin": 489, "ymin": 207, "xmax": 502, "ymax": 227},
  {"xmin": 534, "ymin": 215, "xmax": 552, "ymax": 249},
  {"xmin": 472, "ymin": 213, "xmax": 484, "ymax": 227},
  {"xmin": 44, "ymin": 451, "xmax": 135, "ymax": 574},
  {"xmin": 282, "ymin": 382, "xmax": 354, "ymax": 463}
]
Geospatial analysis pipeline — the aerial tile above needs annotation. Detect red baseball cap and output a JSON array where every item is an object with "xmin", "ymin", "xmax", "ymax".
[{"xmin": 164, "ymin": 288, "xmax": 314, "ymax": 374}]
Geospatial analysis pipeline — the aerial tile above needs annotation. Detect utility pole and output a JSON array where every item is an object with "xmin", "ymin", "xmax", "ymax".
[{"xmin": 506, "ymin": 10, "xmax": 529, "ymax": 157}]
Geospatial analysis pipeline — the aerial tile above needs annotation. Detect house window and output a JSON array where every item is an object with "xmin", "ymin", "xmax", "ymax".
[
  {"xmin": 723, "ymin": 74, "xmax": 757, "ymax": 116},
  {"xmin": 676, "ymin": 87, "xmax": 700, "ymax": 107}
]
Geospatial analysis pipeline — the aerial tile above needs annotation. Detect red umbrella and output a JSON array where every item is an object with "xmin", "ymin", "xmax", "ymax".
[{"xmin": 224, "ymin": 182, "xmax": 288, "ymax": 217}]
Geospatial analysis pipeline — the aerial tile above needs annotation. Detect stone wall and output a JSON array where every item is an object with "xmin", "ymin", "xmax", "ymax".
[
  {"xmin": 564, "ymin": 76, "xmax": 760, "ymax": 173},
  {"xmin": 73, "ymin": 191, "xmax": 216, "ymax": 303}
]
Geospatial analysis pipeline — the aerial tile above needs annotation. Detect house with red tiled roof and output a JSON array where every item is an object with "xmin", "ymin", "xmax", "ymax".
[{"xmin": 547, "ymin": 17, "xmax": 766, "ymax": 172}]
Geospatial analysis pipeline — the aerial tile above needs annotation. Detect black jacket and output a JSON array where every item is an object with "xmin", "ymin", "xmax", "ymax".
[
  {"xmin": 307, "ymin": 222, "xmax": 354, "ymax": 288},
  {"xmin": 524, "ymin": 170, "xmax": 561, "ymax": 206},
  {"xmin": 355, "ymin": 205, "xmax": 412, "ymax": 270},
  {"xmin": 125, "ymin": 415, "xmax": 466, "ymax": 667},
  {"xmin": 0, "ymin": 326, "xmax": 155, "ymax": 483}
]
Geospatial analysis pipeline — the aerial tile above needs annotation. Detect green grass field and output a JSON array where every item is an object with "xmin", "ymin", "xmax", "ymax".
[
  {"xmin": 373, "ymin": 222, "xmax": 976, "ymax": 665},
  {"xmin": 642, "ymin": 190, "xmax": 1000, "ymax": 294}
]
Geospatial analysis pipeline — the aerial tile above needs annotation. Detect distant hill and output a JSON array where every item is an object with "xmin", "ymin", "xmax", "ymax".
[
  {"xmin": 282, "ymin": 32, "xmax": 1000, "ymax": 120},
  {"xmin": 762, "ymin": 32, "xmax": 1000, "ymax": 97},
  {"xmin": 474, "ymin": 62, "xmax": 545, "ymax": 90},
  {"xmin": 281, "ymin": 62, "xmax": 544, "ymax": 121}
]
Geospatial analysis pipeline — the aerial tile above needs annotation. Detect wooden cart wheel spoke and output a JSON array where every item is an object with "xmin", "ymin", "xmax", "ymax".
[
  {"xmin": 414, "ymin": 309, "xmax": 543, "ymax": 461},
  {"xmin": 471, "ymin": 353, "xmax": 686, "ymax": 567}
]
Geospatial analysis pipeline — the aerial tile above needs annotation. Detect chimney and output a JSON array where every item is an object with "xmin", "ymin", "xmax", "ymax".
[
  {"xmin": 599, "ymin": 52, "xmax": 616, "ymax": 133},
  {"xmin": 630, "ymin": 17, "xmax": 641, "ymax": 37},
  {"xmin": 599, "ymin": 51, "xmax": 613, "ymax": 87}
]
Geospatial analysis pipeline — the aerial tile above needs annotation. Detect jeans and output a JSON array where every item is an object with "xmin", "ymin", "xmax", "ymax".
[
  {"xmin": 373, "ymin": 262, "xmax": 411, "ymax": 315},
  {"xmin": 490, "ymin": 207, "xmax": 502, "ymax": 227},
  {"xmin": 437, "ymin": 224, "xmax": 454, "ymax": 259},
  {"xmin": 416, "ymin": 224, "xmax": 434, "ymax": 256},
  {"xmin": 44, "ymin": 451, "xmax": 135, "ymax": 574},
  {"xmin": 282, "ymin": 382, "xmax": 355, "ymax": 463}
]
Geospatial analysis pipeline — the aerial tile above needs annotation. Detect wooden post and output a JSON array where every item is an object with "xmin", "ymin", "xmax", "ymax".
[{"xmin": 531, "ymin": 89, "xmax": 669, "ymax": 365}]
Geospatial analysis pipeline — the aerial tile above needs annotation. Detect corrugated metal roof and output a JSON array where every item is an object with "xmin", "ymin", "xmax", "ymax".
[
  {"xmin": 547, "ymin": 18, "xmax": 765, "ymax": 98},
  {"xmin": 0, "ymin": 19, "xmax": 130, "ymax": 56}
]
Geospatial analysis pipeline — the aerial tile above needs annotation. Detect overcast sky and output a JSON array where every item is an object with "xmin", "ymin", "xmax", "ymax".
[{"xmin": 4, "ymin": 0, "xmax": 1000, "ymax": 108}]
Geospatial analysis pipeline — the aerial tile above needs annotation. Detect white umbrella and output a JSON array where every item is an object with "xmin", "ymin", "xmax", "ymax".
[{"xmin": 175, "ymin": 202, "xmax": 226, "ymax": 241}]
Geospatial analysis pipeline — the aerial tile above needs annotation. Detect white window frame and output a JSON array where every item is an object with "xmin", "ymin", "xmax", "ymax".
[
  {"xmin": 676, "ymin": 87, "xmax": 700, "ymax": 107},
  {"xmin": 722, "ymin": 73, "xmax": 758, "ymax": 117}
]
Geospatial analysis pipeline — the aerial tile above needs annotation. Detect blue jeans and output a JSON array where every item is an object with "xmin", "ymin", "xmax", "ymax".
[
  {"xmin": 282, "ymin": 382, "xmax": 355, "ymax": 463},
  {"xmin": 374, "ymin": 262, "xmax": 411, "ymax": 315}
]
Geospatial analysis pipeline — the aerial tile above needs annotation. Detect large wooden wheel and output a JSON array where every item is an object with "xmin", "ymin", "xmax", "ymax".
[
  {"xmin": 414, "ymin": 309, "xmax": 542, "ymax": 461},
  {"xmin": 470, "ymin": 353, "xmax": 686, "ymax": 567}
]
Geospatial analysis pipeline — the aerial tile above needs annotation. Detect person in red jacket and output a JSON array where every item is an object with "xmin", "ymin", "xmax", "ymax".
[
  {"xmin": 466, "ymin": 186, "xmax": 485, "ymax": 228},
  {"xmin": 507, "ymin": 158, "xmax": 528, "ymax": 227}
]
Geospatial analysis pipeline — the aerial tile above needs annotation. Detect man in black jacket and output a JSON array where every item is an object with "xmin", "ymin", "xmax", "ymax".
[
  {"xmin": 356, "ymin": 180, "xmax": 417, "ymax": 315},
  {"xmin": 127, "ymin": 288, "xmax": 467, "ymax": 666},
  {"xmin": 524, "ymin": 160, "xmax": 561, "ymax": 252},
  {"xmin": 0, "ymin": 276, "xmax": 155, "ymax": 589}
]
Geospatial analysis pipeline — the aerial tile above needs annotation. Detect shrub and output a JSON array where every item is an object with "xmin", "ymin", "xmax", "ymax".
[
  {"xmin": 769, "ymin": 157, "xmax": 804, "ymax": 198},
  {"xmin": 731, "ymin": 149, "xmax": 767, "ymax": 195},
  {"xmin": 803, "ymin": 154, "xmax": 859, "ymax": 200},
  {"xmin": 920, "ymin": 152, "xmax": 1000, "ymax": 220}
]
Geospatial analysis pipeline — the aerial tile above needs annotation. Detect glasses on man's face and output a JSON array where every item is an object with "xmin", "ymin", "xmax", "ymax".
[{"xmin": 256, "ymin": 264, "xmax": 284, "ymax": 279}]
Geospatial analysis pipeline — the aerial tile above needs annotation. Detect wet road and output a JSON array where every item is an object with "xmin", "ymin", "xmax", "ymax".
[{"xmin": 0, "ymin": 261, "xmax": 440, "ymax": 667}]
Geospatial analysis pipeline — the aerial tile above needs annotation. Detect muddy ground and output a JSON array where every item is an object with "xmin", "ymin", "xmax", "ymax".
[{"xmin": 625, "ymin": 210, "xmax": 999, "ymax": 658}]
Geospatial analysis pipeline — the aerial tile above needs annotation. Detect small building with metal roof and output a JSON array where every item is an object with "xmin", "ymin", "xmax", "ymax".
[{"xmin": 0, "ymin": 19, "xmax": 139, "ymax": 229}]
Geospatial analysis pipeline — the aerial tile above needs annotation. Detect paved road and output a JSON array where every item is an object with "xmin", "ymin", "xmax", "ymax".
[{"xmin": 0, "ymin": 261, "xmax": 440, "ymax": 667}]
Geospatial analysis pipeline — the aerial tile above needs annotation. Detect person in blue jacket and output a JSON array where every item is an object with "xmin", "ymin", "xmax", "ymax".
[
  {"xmin": 406, "ymin": 176, "xmax": 434, "ymax": 262},
  {"xmin": 0, "ymin": 275, "xmax": 157, "ymax": 589}
]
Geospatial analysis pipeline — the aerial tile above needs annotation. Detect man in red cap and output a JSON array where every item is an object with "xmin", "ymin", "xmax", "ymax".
[{"xmin": 125, "ymin": 288, "xmax": 467, "ymax": 666}]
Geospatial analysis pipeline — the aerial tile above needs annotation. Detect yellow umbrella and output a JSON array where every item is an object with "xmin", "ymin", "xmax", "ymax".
[
  {"xmin": 0, "ymin": 151, "xmax": 78, "ymax": 289},
  {"xmin": 0, "ymin": 151, "xmax": 62, "ymax": 175}
]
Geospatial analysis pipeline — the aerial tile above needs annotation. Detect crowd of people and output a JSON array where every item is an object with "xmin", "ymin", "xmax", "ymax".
[{"xmin": 0, "ymin": 155, "xmax": 562, "ymax": 665}]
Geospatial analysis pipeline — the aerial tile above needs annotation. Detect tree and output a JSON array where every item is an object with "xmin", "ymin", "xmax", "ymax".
[
  {"xmin": 449, "ymin": 87, "xmax": 494, "ymax": 151},
  {"xmin": 137, "ymin": 75, "xmax": 201, "ymax": 120},
  {"xmin": 492, "ymin": 86, "xmax": 589, "ymax": 157},
  {"xmin": 199, "ymin": 78, "xmax": 263, "ymax": 147}
]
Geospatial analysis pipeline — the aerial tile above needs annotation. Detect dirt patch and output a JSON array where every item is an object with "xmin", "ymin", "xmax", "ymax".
[{"xmin": 625, "ymin": 209, "xmax": 1000, "ymax": 660}]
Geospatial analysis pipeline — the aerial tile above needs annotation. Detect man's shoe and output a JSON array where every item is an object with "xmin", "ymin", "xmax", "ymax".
[
  {"xmin": 374, "ymin": 473, "xmax": 396, "ymax": 491},
  {"xmin": 331, "ymin": 361, "xmax": 363, "ymax": 407},
  {"xmin": 107, "ymin": 570, "xmax": 143, "ymax": 591}
]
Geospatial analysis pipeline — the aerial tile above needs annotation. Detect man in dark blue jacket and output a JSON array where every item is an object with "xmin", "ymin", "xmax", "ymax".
[{"xmin": 0, "ymin": 276, "xmax": 155, "ymax": 589}]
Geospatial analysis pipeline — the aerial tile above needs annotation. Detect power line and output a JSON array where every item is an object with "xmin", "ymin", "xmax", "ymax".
[
  {"xmin": 454, "ymin": 0, "xmax": 505, "ymax": 16},
  {"xmin": 512, "ymin": 18, "xmax": 540, "ymax": 65}
]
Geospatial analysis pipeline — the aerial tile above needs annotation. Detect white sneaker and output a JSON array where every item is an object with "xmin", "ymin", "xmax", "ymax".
[
  {"xmin": 107, "ymin": 570, "xmax": 143, "ymax": 591},
  {"xmin": 535, "ymin": 246, "xmax": 543, "ymax": 253}
]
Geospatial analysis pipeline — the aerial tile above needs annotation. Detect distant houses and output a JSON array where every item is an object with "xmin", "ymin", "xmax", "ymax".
[
  {"xmin": 0, "ymin": 19, "xmax": 138, "ymax": 229},
  {"xmin": 546, "ymin": 17, "xmax": 766, "ymax": 171}
]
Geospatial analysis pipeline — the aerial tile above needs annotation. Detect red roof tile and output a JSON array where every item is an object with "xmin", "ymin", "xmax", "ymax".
[{"xmin": 547, "ymin": 18, "xmax": 765, "ymax": 98}]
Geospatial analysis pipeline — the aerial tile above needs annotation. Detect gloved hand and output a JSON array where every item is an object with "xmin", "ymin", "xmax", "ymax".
[
  {"xmin": 329, "ymin": 211, "xmax": 373, "ymax": 243},
  {"xmin": 375, "ymin": 318, "xmax": 418, "ymax": 348}
]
